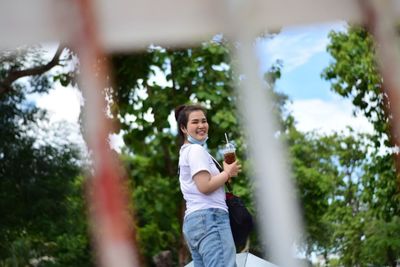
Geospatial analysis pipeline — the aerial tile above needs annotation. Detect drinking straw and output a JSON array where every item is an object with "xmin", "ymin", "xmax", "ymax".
[{"xmin": 225, "ymin": 133, "xmax": 229, "ymax": 144}]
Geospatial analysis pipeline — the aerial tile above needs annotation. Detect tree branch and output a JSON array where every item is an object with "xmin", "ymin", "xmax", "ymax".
[{"xmin": 0, "ymin": 45, "xmax": 66, "ymax": 96}]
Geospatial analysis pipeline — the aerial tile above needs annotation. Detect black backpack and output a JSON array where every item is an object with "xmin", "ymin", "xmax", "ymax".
[{"xmin": 225, "ymin": 191, "xmax": 254, "ymax": 248}]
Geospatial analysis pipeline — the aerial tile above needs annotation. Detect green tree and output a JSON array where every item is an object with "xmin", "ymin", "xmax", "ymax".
[
  {"xmin": 286, "ymin": 126, "xmax": 338, "ymax": 259},
  {"xmin": 322, "ymin": 25, "xmax": 400, "ymax": 267},
  {"xmin": 287, "ymin": 126, "xmax": 396, "ymax": 266},
  {"xmin": 326, "ymin": 132, "xmax": 371, "ymax": 266},
  {"xmin": 0, "ymin": 46, "xmax": 93, "ymax": 266}
]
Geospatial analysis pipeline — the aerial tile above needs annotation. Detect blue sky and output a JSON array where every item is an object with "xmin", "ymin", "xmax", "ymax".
[
  {"xmin": 275, "ymin": 51, "xmax": 333, "ymax": 100},
  {"xmin": 257, "ymin": 21, "xmax": 345, "ymax": 101},
  {"xmin": 256, "ymin": 21, "xmax": 373, "ymax": 134}
]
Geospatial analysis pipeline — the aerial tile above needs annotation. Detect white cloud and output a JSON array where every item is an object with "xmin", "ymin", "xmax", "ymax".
[
  {"xmin": 264, "ymin": 33, "xmax": 327, "ymax": 72},
  {"xmin": 35, "ymin": 85, "xmax": 82, "ymax": 123},
  {"xmin": 289, "ymin": 98, "xmax": 374, "ymax": 134},
  {"xmin": 34, "ymin": 85, "xmax": 128, "ymax": 152},
  {"xmin": 24, "ymin": 84, "xmax": 87, "ymax": 153},
  {"xmin": 257, "ymin": 21, "xmax": 346, "ymax": 73}
]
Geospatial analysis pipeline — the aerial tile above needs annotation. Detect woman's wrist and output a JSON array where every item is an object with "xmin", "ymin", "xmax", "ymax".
[{"xmin": 223, "ymin": 171, "xmax": 230, "ymax": 181}]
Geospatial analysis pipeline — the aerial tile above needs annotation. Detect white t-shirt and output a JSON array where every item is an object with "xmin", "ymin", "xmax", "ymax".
[{"xmin": 179, "ymin": 143, "xmax": 227, "ymax": 217}]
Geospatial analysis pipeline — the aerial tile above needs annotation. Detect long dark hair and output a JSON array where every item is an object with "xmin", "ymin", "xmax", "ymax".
[{"xmin": 174, "ymin": 104, "xmax": 207, "ymax": 144}]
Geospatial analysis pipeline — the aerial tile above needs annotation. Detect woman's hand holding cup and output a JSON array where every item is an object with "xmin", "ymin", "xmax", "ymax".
[
  {"xmin": 222, "ymin": 135, "xmax": 241, "ymax": 182},
  {"xmin": 223, "ymin": 160, "xmax": 241, "ymax": 182}
]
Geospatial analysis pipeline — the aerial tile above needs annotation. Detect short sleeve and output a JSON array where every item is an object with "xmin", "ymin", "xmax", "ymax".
[{"xmin": 187, "ymin": 144, "xmax": 211, "ymax": 178}]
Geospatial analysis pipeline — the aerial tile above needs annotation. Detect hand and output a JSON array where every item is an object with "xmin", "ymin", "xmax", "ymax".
[{"xmin": 223, "ymin": 160, "xmax": 241, "ymax": 179}]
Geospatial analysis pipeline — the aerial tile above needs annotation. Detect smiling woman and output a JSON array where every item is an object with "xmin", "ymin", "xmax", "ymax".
[
  {"xmin": 175, "ymin": 103, "xmax": 241, "ymax": 267},
  {"xmin": 181, "ymin": 110, "xmax": 209, "ymax": 145}
]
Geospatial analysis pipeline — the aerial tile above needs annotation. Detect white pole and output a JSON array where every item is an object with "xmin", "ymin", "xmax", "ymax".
[{"xmin": 224, "ymin": 1, "xmax": 305, "ymax": 266}]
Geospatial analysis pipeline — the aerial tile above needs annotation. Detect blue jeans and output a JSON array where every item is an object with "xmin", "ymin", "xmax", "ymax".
[{"xmin": 183, "ymin": 208, "xmax": 237, "ymax": 267}]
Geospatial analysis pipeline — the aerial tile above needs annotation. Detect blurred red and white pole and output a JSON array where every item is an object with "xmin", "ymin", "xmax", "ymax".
[
  {"xmin": 359, "ymin": 0, "xmax": 400, "ymax": 190},
  {"xmin": 72, "ymin": 0, "xmax": 141, "ymax": 266}
]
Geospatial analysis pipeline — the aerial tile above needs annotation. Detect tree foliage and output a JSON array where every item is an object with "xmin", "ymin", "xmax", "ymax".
[
  {"xmin": 2, "ymin": 28, "xmax": 400, "ymax": 267},
  {"xmin": 322, "ymin": 25, "xmax": 400, "ymax": 267},
  {"xmin": 0, "ymin": 46, "xmax": 92, "ymax": 266}
]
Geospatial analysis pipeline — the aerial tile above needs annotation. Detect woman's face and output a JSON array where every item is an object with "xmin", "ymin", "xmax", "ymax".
[{"xmin": 183, "ymin": 110, "xmax": 209, "ymax": 141}]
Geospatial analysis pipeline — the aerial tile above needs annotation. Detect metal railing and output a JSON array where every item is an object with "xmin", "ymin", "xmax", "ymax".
[{"xmin": 2, "ymin": 0, "xmax": 399, "ymax": 266}]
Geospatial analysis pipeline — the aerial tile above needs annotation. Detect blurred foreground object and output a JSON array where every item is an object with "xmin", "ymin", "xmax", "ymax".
[{"xmin": 2, "ymin": 0, "xmax": 400, "ymax": 266}]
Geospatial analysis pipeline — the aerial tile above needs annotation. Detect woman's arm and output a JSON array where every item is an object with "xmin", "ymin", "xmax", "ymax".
[
  {"xmin": 193, "ymin": 170, "xmax": 229, "ymax": 194},
  {"xmin": 193, "ymin": 160, "xmax": 240, "ymax": 194}
]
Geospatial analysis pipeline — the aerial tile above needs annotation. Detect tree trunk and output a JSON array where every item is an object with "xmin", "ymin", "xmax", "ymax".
[
  {"xmin": 153, "ymin": 250, "xmax": 172, "ymax": 267},
  {"xmin": 323, "ymin": 249, "xmax": 329, "ymax": 267},
  {"xmin": 387, "ymin": 247, "xmax": 396, "ymax": 267}
]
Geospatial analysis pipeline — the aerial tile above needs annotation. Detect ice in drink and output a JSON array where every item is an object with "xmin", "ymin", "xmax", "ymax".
[{"xmin": 223, "ymin": 143, "xmax": 236, "ymax": 164}]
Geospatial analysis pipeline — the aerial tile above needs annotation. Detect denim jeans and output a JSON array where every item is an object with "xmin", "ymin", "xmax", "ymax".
[{"xmin": 183, "ymin": 208, "xmax": 237, "ymax": 267}]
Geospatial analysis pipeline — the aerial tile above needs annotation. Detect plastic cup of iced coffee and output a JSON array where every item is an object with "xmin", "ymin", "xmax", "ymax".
[
  {"xmin": 223, "ymin": 143, "xmax": 236, "ymax": 164},
  {"xmin": 222, "ymin": 142, "xmax": 236, "ymax": 183},
  {"xmin": 223, "ymin": 133, "xmax": 236, "ymax": 181}
]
